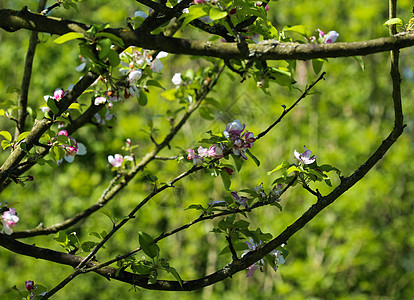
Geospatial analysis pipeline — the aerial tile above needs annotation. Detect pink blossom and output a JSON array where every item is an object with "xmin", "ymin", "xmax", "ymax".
[
  {"xmin": 128, "ymin": 69, "xmax": 143, "ymax": 83},
  {"xmin": 318, "ymin": 29, "xmax": 325, "ymax": 38},
  {"xmin": 243, "ymin": 131, "xmax": 256, "ymax": 144},
  {"xmin": 54, "ymin": 88, "xmax": 65, "ymax": 101},
  {"xmin": 1, "ymin": 208, "xmax": 19, "ymax": 235},
  {"xmin": 171, "ymin": 73, "xmax": 182, "ymax": 85},
  {"xmin": 223, "ymin": 120, "xmax": 245, "ymax": 139},
  {"xmin": 94, "ymin": 96, "xmax": 107, "ymax": 105},
  {"xmin": 108, "ymin": 154, "xmax": 124, "ymax": 168},
  {"xmin": 206, "ymin": 145, "xmax": 223, "ymax": 158},
  {"xmin": 324, "ymin": 31, "xmax": 339, "ymax": 43},
  {"xmin": 194, "ymin": 0, "xmax": 206, "ymax": 4},
  {"xmin": 57, "ymin": 131, "xmax": 86, "ymax": 163},
  {"xmin": 186, "ymin": 149, "xmax": 204, "ymax": 165},
  {"xmin": 294, "ymin": 146, "xmax": 316, "ymax": 165}
]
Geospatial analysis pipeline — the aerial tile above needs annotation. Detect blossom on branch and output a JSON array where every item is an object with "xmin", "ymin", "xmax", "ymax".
[
  {"xmin": 171, "ymin": 73, "xmax": 182, "ymax": 85},
  {"xmin": 1, "ymin": 208, "xmax": 19, "ymax": 235},
  {"xmin": 324, "ymin": 31, "xmax": 339, "ymax": 43},
  {"xmin": 186, "ymin": 149, "xmax": 204, "ymax": 165},
  {"xmin": 242, "ymin": 238, "xmax": 285, "ymax": 277},
  {"xmin": 57, "ymin": 130, "xmax": 87, "ymax": 164},
  {"xmin": 231, "ymin": 191, "xmax": 248, "ymax": 208},
  {"xmin": 108, "ymin": 154, "xmax": 133, "ymax": 168},
  {"xmin": 294, "ymin": 146, "xmax": 316, "ymax": 165},
  {"xmin": 223, "ymin": 119, "xmax": 246, "ymax": 139}
]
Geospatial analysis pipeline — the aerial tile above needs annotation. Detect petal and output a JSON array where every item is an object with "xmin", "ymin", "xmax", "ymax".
[{"xmin": 77, "ymin": 143, "xmax": 87, "ymax": 155}]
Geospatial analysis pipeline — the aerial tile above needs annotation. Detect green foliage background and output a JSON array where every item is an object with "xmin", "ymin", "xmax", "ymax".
[{"xmin": 1, "ymin": 0, "xmax": 414, "ymax": 299}]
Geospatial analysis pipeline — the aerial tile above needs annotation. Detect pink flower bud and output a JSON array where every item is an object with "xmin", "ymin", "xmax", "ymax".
[
  {"xmin": 25, "ymin": 280, "xmax": 35, "ymax": 291},
  {"xmin": 54, "ymin": 89, "xmax": 64, "ymax": 101},
  {"xmin": 324, "ymin": 31, "xmax": 339, "ymax": 44},
  {"xmin": 58, "ymin": 130, "xmax": 68, "ymax": 136}
]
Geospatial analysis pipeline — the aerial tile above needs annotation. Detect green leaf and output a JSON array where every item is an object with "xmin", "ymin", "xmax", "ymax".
[
  {"xmin": 17, "ymin": 131, "xmax": 29, "ymax": 142},
  {"xmin": 95, "ymin": 32, "xmax": 124, "ymax": 47},
  {"xmin": 68, "ymin": 103, "xmax": 82, "ymax": 111},
  {"xmin": 220, "ymin": 169, "xmax": 231, "ymax": 191},
  {"xmin": 81, "ymin": 241, "xmax": 98, "ymax": 252},
  {"xmin": 107, "ymin": 49, "xmax": 121, "ymax": 67},
  {"xmin": 0, "ymin": 131, "xmax": 12, "ymax": 141},
  {"xmin": 180, "ymin": 5, "xmax": 209, "ymax": 29},
  {"xmin": 138, "ymin": 91, "xmax": 148, "ymax": 106},
  {"xmin": 99, "ymin": 208, "xmax": 113, "ymax": 220},
  {"xmin": 146, "ymin": 80, "xmax": 165, "ymax": 90},
  {"xmin": 54, "ymin": 32, "xmax": 85, "ymax": 44},
  {"xmin": 231, "ymin": 153, "xmax": 244, "ymax": 172},
  {"xmin": 168, "ymin": 267, "xmax": 183, "ymax": 289},
  {"xmin": 138, "ymin": 232, "xmax": 160, "ymax": 259},
  {"xmin": 286, "ymin": 165, "xmax": 300, "ymax": 174},
  {"xmin": 246, "ymin": 149, "xmax": 260, "ymax": 166},
  {"xmin": 1, "ymin": 140, "xmax": 11, "ymax": 150},
  {"xmin": 209, "ymin": 7, "xmax": 227, "ymax": 21},
  {"xmin": 47, "ymin": 98, "xmax": 59, "ymax": 115},
  {"xmin": 267, "ymin": 161, "xmax": 289, "ymax": 175},
  {"xmin": 352, "ymin": 56, "xmax": 365, "ymax": 71},
  {"xmin": 284, "ymin": 25, "xmax": 311, "ymax": 38},
  {"xmin": 185, "ymin": 204, "xmax": 205, "ymax": 211},
  {"xmin": 97, "ymin": 38, "xmax": 112, "ymax": 59},
  {"xmin": 384, "ymin": 17, "xmax": 404, "ymax": 27},
  {"xmin": 312, "ymin": 59, "xmax": 324, "ymax": 74},
  {"xmin": 160, "ymin": 89, "xmax": 176, "ymax": 101}
]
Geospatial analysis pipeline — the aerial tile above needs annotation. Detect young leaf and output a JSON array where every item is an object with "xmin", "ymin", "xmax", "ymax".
[
  {"xmin": 246, "ymin": 149, "xmax": 260, "ymax": 166},
  {"xmin": 220, "ymin": 169, "xmax": 232, "ymax": 191},
  {"xmin": 267, "ymin": 161, "xmax": 289, "ymax": 175},
  {"xmin": 138, "ymin": 232, "xmax": 160, "ymax": 259},
  {"xmin": 383, "ymin": 18, "xmax": 404, "ymax": 27},
  {"xmin": 168, "ymin": 267, "xmax": 183, "ymax": 289},
  {"xmin": 312, "ymin": 59, "xmax": 324, "ymax": 74},
  {"xmin": 0, "ymin": 131, "xmax": 12, "ymax": 141},
  {"xmin": 209, "ymin": 7, "xmax": 227, "ymax": 21},
  {"xmin": 95, "ymin": 32, "xmax": 125, "ymax": 47},
  {"xmin": 54, "ymin": 32, "xmax": 85, "ymax": 44}
]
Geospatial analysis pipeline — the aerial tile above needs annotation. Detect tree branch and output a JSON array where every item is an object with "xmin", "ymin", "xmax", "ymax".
[{"xmin": 3, "ymin": 8, "xmax": 414, "ymax": 61}]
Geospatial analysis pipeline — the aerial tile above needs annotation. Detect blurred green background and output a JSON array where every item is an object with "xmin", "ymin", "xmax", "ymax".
[{"xmin": 1, "ymin": 0, "xmax": 414, "ymax": 299}]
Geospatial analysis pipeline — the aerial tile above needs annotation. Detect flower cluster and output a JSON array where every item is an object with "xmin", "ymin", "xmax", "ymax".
[
  {"xmin": 93, "ymin": 95, "xmax": 117, "ymax": 127},
  {"xmin": 294, "ymin": 146, "xmax": 316, "ymax": 165},
  {"xmin": 186, "ymin": 145, "xmax": 224, "ymax": 165},
  {"xmin": 223, "ymin": 120, "xmax": 256, "ymax": 160},
  {"xmin": 242, "ymin": 238, "xmax": 285, "ymax": 277},
  {"xmin": 1, "ymin": 208, "xmax": 19, "ymax": 235},
  {"xmin": 119, "ymin": 47, "xmax": 168, "ymax": 99},
  {"xmin": 57, "ymin": 130, "xmax": 87, "ymax": 164}
]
